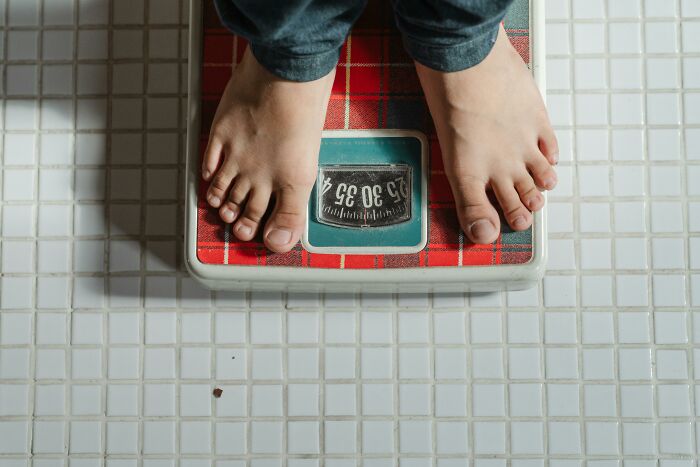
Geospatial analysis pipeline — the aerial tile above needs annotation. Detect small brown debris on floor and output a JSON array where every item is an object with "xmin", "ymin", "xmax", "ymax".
[{"xmin": 213, "ymin": 388, "xmax": 223, "ymax": 398}]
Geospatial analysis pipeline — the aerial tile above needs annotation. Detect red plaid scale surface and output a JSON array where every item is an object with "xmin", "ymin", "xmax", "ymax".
[{"xmin": 197, "ymin": 0, "xmax": 534, "ymax": 269}]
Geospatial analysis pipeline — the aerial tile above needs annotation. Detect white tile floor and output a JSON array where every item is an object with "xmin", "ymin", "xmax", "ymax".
[{"xmin": 0, "ymin": 0, "xmax": 699, "ymax": 463}]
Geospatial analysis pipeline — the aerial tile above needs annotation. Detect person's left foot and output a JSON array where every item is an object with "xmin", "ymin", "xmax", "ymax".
[{"xmin": 416, "ymin": 25, "xmax": 558, "ymax": 244}]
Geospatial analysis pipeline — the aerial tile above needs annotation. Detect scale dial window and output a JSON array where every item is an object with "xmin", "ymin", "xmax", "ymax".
[
  {"xmin": 317, "ymin": 165, "xmax": 412, "ymax": 229},
  {"xmin": 303, "ymin": 132, "xmax": 428, "ymax": 254}
]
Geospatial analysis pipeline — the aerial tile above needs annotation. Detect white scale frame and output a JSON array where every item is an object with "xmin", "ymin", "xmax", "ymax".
[{"xmin": 184, "ymin": 0, "xmax": 547, "ymax": 293}]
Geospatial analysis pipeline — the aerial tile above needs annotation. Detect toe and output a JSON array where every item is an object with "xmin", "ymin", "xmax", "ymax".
[
  {"xmin": 219, "ymin": 178, "xmax": 251, "ymax": 224},
  {"xmin": 202, "ymin": 137, "xmax": 224, "ymax": 181},
  {"xmin": 527, "ymin": 153, "xmax": 558, "ymax": 191},
  {"xmin": 538, "ymin": 126, "xmax": 559, "ymax": 165},
  {"xmin": 263, "ymin": 186, "xmax": 310, "ymax": 253},
  {"xmin": 233, "ymin": 186, "xmax": 272, "ymax": 241},
  {"xmin": 206, "ymin": 164, "xmax": 237, "ymax": 209},
  {"xmin": 514, "ymin": 177, "xmax": 544, "ymax": 212},
  {"xmin": 492, "ymin": 178, "xmax": 532, "ymax": 231},
  {"xmin": 449, "ymin": 175, "xmax": 501, "ymax": 244},
  {"xmin": 219, "ymin": 202, "xmax": 239, "ymax": 224}
]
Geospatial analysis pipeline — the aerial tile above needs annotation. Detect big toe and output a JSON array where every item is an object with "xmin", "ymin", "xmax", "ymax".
[
  {"xmin": 263, "ymin": 186, "xmax": 310, "ymax": 253},
  {"xmin": 450, "ymin": 176, "xmax": 501, "ymax": 244}
]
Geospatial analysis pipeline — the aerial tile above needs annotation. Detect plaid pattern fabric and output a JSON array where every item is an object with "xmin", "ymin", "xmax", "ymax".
[{"xmin": 196, "ymin": 0, "xmax": 534, "ymax": 268}]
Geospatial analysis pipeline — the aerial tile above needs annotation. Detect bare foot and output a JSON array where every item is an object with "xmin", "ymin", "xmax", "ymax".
[
  {"xmin": 416, "ymin": 25, "xmax": 558, "ymax": 244},
  {"xmin": 202, "ymin": 48, "xmax": 335, "ymax": 253}
]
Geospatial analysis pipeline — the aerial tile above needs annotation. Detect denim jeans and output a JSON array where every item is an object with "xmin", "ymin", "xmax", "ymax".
[{"xmin": 214, "ymin": 0, "xmax": 514, "ymax": 82}]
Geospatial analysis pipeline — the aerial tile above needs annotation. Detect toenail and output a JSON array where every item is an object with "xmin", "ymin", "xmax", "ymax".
[
  {"xmin": 468, "ymin": 219, "xmax": 496, "ymax": 240},
  {"xmin": 267, "ymin": 229, "xmax": 292, "ymax": 246},
  {"xmin": 209, "ymin": 195, "xmax": 221, "ymax": 207},
  {"xmin": 236, "ymin": 224, "xmax": 252, "ymax": 237},
  {"xmin": 512, "ymin": 216, "xmax": 528, "ymax": 229},
  {"xmin": 544, "ymin": 178, "xmax": 556, "ymax": 190},
  {"xmin": 202, "ymin": 169, "xmax": 211, "ymax": 180},
  {"xmin": 552, "ymin": 153, "xmax": 559, "ymax": 165},
  {"xmin": 221, "ymin": 207, "xmax": 237, "ymax": 223},
  {"xmin": 527, "ymin": 197, "xmax": 539, "ymax": 210}
]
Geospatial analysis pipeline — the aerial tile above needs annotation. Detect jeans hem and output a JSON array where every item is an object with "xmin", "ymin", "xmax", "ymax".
[
  {"xmin": 249, "ymin": 43, "xmax": 340, "ymax": 82},
  {"xmin": 402, "ymin": 23, "xmax": 500, "ymax": 73}
]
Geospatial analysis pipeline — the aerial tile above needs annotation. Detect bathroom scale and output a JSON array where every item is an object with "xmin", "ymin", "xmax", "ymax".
[{"xmin": 185, "ymin": 0, "xmax": 547, "ymax": 292}]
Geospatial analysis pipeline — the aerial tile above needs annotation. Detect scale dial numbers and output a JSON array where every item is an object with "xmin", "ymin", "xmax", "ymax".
[{"xmin": 316, "ymin": 165, "xmax": 412, "ymax": 228}]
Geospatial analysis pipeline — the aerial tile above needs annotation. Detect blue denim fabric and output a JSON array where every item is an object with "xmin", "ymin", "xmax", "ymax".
[
  {"xmin": 213, "ymin": 0, "xmax": 367, "ymax": 82},
  {"xmin": 214, "ymin": 0, "xmax": 514, "ymax": 82},
  {"xmin": 393, "ymin": 0, "xmax": 513, "ymax": 72}
]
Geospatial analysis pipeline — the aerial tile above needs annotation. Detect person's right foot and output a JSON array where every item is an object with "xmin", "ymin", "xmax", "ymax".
[
  {"xmin": 202, "ymin": 48, "xmax": 335, "ymax": 253},
  {"xmin": 416, "ymin": 25, "xmax": 559, "ymax": 244}
]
